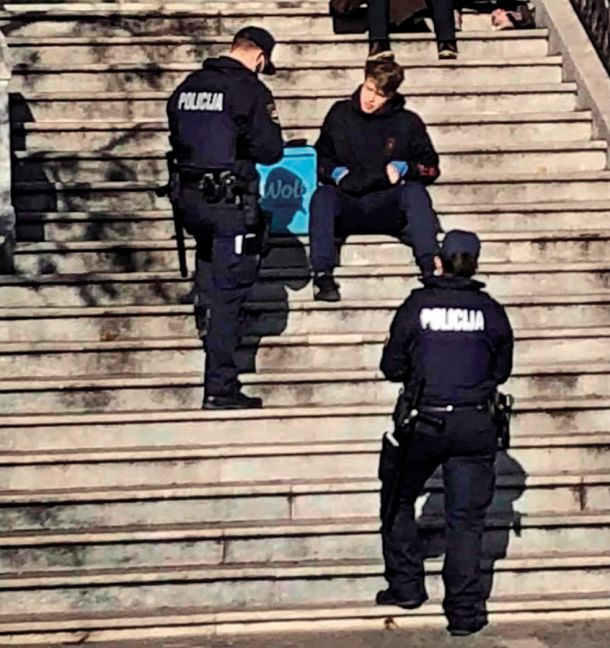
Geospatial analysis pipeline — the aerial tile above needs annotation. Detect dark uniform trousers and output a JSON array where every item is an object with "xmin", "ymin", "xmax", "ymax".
[
  {"xmin": 309, "ymin": 182, "xmax": 440, "ymax": 275},
  {"xmin": 179, "ymin": 182, "xmax": 259, "ymax": 398},
  {"xmin": 379, "ymin": 409, "xmax": 497, "ymax": 625}
]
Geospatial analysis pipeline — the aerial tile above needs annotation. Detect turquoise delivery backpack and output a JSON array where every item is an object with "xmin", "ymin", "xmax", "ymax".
[{"xmin": 257, "ymin": 145, "xmax": 318, "ymax": 234}]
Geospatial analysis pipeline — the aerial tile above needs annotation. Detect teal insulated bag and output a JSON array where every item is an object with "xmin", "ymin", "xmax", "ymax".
[{"xmin": 257, "ymin": 145, "xmax": 317, "ymax": 234}]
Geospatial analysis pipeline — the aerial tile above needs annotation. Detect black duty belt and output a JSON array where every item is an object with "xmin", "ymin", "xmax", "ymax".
[
  {"xmin": 180, "ymin": 170, "xmax": 244, "ymax": 205},
  {"xmin": 420, "ymin": 403, "xmax": 489, "ymax": 414}
]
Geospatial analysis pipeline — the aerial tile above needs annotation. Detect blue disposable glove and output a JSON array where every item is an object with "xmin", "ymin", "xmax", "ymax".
[
  {"xmin": 331, "ymin": 166, "xmax": 349, "ymax": 184},
  {"xmin": 390, "ymin": 161, "xmax": 409, "ymax": 178}
]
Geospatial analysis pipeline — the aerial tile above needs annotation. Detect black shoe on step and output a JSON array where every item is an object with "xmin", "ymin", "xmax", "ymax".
[
  {"xmin": 313, "ymin": 273, "xmax": 341, "ymax": 302},
  {"xmin": 375, "ymin": 589, "xmax": 427, "ymax": 609},
  {"xmin": 368, "ymin": 39, "xmax": 394, "ymax": 60},
  {"xmin": 438, "ymin": 41, "xmax": 458, "ymax": 60},
  {"xmin": 448, "ymin": 618, "xmax": 488, "ymax": 637},
  {"xmin": 202, "ymin": 392, "xmax": 263, "ymax": 410}
]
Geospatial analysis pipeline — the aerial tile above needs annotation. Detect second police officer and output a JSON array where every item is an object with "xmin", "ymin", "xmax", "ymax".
[
  {"xmin": 166, "ymin": 27, "xmax": 284, "ymax": 410},
  {"xmin": 377, "ymin": 230, "xmax": 514, "ymax": 636}
]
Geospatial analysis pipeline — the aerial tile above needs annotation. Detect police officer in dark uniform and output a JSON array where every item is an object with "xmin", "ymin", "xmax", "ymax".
[
  {"xmin": 376, "ymin": 230, "xmax": 514, "ymax": 636},
  {"xmin": 167, "ymin": 26, "xmax": 284, "ymax": 410}
]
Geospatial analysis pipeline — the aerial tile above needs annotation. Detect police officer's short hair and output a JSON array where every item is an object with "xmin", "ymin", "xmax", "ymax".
[
  {"xmin": 364, "ymin": 59, "xmax": 404, "ymax": 96},
  {"xmin": 231, "ymin": 36, "xmax": 260, "ymax": 51},
  {"xmin": 441, "ymin": 253, "xmax": 478, "ymax": 278}
]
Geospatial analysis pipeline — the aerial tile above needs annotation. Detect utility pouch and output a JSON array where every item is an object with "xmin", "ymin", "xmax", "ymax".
[
  {"xmin": 490, "ymin": 391, "xmax": 515, "ymax": 450},
  {"xmin": 243, "ymin": 193, "xmax": 260, "ymax": 229}
]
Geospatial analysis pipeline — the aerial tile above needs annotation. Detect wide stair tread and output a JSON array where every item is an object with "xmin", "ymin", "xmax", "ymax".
[
  {"xmin": 0, "ymin": 395, "xmax": 607, "ymax": 427},
  {"xmin": 2, "ymin": 551, "xmax": 610, "ymax": 586},
  {"xmin": 2, "ymin": 509, "xmax": 609, "ymax": 546}
]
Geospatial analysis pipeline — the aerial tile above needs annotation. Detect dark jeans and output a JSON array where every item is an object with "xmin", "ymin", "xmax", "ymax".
[
  {"xmin": 428, "ymin": 0, "xmax": 457, "ymax": 43},
  {"xmin": 368, "ymin": 0, "xmax": 455, "ymax": 44},
  {"xmin": 309, "ymin": 183, "xmax": 440, "ymax": 276},
  {"xmin": 368, "ymin": 0, "xmax": 390, "ymax": 41},
  {"xmin": 379, "ymin": 409, "xmax": 497, "ymax": 626},
  {"xmin": 178, "ymin": 184, "xmax": 259, "ymax": 397}
]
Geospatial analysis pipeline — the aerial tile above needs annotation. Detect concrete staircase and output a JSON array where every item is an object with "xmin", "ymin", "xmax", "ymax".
[{"xmin": 0, "ymin": 0, "xmax": 610, "ymax": 643}]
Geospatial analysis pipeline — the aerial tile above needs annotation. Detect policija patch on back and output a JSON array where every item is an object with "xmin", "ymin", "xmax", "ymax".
[
  {"xmin": 178, "ymin": 91, "xmax": 224, "ymax": 112},
  {"xmin": 420, "ymin": 307, "xmax": 486, "ymax": 332}
]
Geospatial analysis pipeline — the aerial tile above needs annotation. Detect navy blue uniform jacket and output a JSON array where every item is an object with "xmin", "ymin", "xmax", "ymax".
[
  {"xmin": 167, "ymin": 56, "xmax": 283, "ymax": 179},
  {"xmin": 316, "ymin": 89, "xmax": 440, "ymax": 196},
  {"xmin": 381, "ymin": 276, "xmax": 514, "ymax": 404}
]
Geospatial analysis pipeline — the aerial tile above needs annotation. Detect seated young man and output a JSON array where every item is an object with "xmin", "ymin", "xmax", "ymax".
[{"xmin": 309, "ymin": 58, "xmax": 442, "ymax": 302}]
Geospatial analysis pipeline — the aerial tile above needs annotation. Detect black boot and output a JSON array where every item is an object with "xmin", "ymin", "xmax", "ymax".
[
  {"xmin": 203, "ymin": 392, "xmax": 263, "ymax": 410},
  {"xmin": 313, "ymin": 272, "xmax": 341, "ymax": 302},
  {"xmin": 448, "ymin": 618, "xmax": 488, "ymax": 637},
  {"xmin": 375, "ymin": 589, "xmax": 428, "ymax": 609}
]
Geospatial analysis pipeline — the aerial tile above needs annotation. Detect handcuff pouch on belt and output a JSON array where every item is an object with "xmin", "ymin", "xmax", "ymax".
[
  {"xmin": 200, "ymin": 171, "xmax": 244, "ymax": 206},
  {"xmin": 199, "ymin": 172, "xmax": 270, "ymax": 257}
]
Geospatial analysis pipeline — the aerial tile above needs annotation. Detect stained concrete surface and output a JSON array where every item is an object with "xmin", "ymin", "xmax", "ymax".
[{"xmin": 83, "ymin": 619, "xmax": 610, "ymax": 648}]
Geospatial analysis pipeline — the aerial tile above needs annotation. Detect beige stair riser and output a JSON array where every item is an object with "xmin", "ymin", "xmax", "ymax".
[
  {"xmin": 13, "ymin": 178, "xmax": 610, "ymax": 212},
  {"xmin": 0, "ymin": 482, "xmax": 594, "ymax": 534},
  {"xmin": 16, "ymin": 119, "xmax": 595, "ymax": 154},
  {"xmin": 15, "ymin": 90, "xmax": 578, "ymax": 122},
  {"xmin": 0, "ymin": 561, "xmax": 607, "ymax": 616},
  {"xmin": 0, "ymin": 12, "xmax": 518, "ymax": 39},
  {"xmin": 10, "ymin": 64, "xmax": 563, "ymax": 94},
  {"xmin": 13, "ymin": 147, "xmax": 606, "ymax": 184},
  {"xmin": 15, "ymin": 210, "xmax": 610, "ymax": 243},
  {"xmin": 1, "ymin": 336, "xmax": 608, "ymax": 378},
  {"xmin": 0, "ymin": 369, "xmax": 605, "ymax": 413},
  {"xmin": 1, "ymin": 443, "xmax": 608, "ymax": 490},
  {"xmin": 0, "ymin": 407, "xmax": 607, "ymax": 452},
  {"xmin": 16, "ymin": 216, "xmax": 176, "ymax": 242},
  {"xmin": 0, "ymin": 525, "xmax": 604, "ymax": 575},
  {"xmin": 13, "ymin": 238, "xmax": 610, "ymax": 275},
  {"xmin": 295, "ymin": 121, "xmax": 595, "ymax": 148},
  {"xmin": 8, "ymin": 38, "xmax": 550, "ymax": 67},
  {"xmin": 1, "ymin": 298, "xmax": 609, "ymax": 343},
  {"xmin": 1, "ymin": 270, "xmax": 608, "ymax": 307},
  {"xmin": 275, "ymin": 92, "xmax": 578, "ymax": 124}
]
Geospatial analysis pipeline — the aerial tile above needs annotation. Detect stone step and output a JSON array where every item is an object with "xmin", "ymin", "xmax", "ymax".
[
  {"xmin": 1, "ymin": 467, "xmax": 607, "ymax": 534},
  {"xmin": 0, "ymin": 362, "xmax": 606, "ymax": 413},
  {"xmin": 0, "ymin": 594, "xmax": 608, "ymax": 643},
  {"xmin": 1, "ymin": 327, "xmax": 608, "ymax": 378},
  {"xmin": 2, "ymin": 431, "xmax": 610, "ymax": 489},
  {"xmin": 13, "ymin": 231, "xmax": 610, "ymax": 275},
  {"xmin": 0, "ymin": 512, "xmax": 608, "ymax": 576},
  {"xmin": 6, "ymin": 31, "xmax": 551, "ymax": 66},
  {"xmin": 0, "ymin": 397, "xmax": 606, "ymax": 451},
  {"xmin": 9, "ymin": 58, "xmax": 565, "ymax": 93},
  {"xmin": 0, "ymin": 6, "xmax": 499, "ymax": 38},
  {"xmin": 14, "ymin": 171, "xmax": 610, "ymax": 213},
  {"xmin": 13, "ymin": 112, "xmax": 596, "ymax": 153},
  {"xmin": 15, "ymin": 201, "xmax": 610, "ymax": 243},
  {"xmin": 13, "ymin": 84, "xmax": 579, "ymax": 121},
  {"xmin": 14, "ymin": 141, "xmax": 608, "ymax": 184},
  {"xmin": 1, "ymin": 293, "xmax": 609, "ymax": 345},
  {"xmin": 0, "ymin": 261, "xmax": 608, "ymax": 307},
  {"xmin": 0, "ymin": 553, "xmax": 607, "ymax": 616}
]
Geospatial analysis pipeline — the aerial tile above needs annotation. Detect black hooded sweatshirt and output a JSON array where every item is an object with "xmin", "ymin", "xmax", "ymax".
[{"xmin": 315, "ymin": 88, "xmax": 440, "ymax": 196}]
